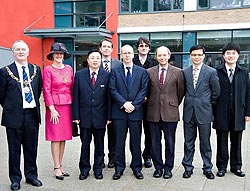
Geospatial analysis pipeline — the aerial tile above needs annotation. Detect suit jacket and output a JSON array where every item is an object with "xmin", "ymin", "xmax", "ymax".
[
  {"xmin": 147, "ymin": 65, "xmax": 184, "ymax": 122},
  {"xmin": 133, "ymin": 54, "xmax": 158, "ymax": 69},
  {"xmin": 72, "ymin": 67, "xmax": 110, "ymax": 129},
  {"xmin": 100, "ymin": 58, "xmax": 122, "ymax": 70},
  {"xmin": 183, "ymin": 64, "xmax": 220, "ymax": 124},
  {"xmin": 109, "ymin": 64, "xmax": 149, "ymax": 121},
  {"xmin": 213, "ymin": 64, "xmax": 250, "ymax": 131},
  {"xmin": 0, "ymin": 62, "xmax": 42, "ymax": 128}
]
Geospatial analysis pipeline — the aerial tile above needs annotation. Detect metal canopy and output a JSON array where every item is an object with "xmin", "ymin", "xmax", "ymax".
[{"xmin": 24, "ymin": 27, "xmax": 113, "ymax": 39}]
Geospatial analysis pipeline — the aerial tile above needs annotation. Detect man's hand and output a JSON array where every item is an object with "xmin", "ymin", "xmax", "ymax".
[{"xmin": 123, "ymin": 101, "xmax": 135, "ymax": 113}]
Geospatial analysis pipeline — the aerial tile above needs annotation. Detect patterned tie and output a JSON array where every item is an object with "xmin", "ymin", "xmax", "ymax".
[
  {"xmin": 22, "ymin": 66, "xmax": 33, "ymax": 103},
  {"xmin": 91, "ymin": 72, "xmax": 96, "ymax": 87},
  {"xmin": 193, "ymin": 67, "xmax": 199, "ymax": 89},
  {"xmin": 103, "ymin": 60, "xmax": 110, "ymax": 72},
  {"xmin": 159, "ymin": 68, "xmax": 165, "ymax": 89},
  {"xmin": 126, "ymin": 67, "xmax": 131, "ymax": 87},
  {"xmin": 229, "ymin": 68, "xmax": 233, "ymax": 83}
]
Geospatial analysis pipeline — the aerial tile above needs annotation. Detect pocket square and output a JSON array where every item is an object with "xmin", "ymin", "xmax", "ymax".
[{"xmin": 100, "ymin": 85, "xmax": 105, "ymax": 87}]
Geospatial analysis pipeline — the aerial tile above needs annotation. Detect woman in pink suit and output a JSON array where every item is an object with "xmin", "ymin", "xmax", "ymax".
[{"xmin": 43, "ymin": 42, "xmax": 73, "ymax": 180}]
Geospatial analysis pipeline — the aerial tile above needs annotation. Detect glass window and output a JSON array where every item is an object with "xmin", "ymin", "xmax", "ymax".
[
  {"xmin": 210, "ymin": 0, "xmax": 242, "ymax": 9},
  {"xmin": 197, "ymin": 31, "xmax": 231, "ymax": 52},
  {"xmin": 120, "ymin": 0, "xmax": 129, "ymax": 12},
  {"xmin": 55, "ymin": 2, "xmax": 72, "ymax": 14},
  {"xmin": 154, "ymin": 0, "xmax": 183, "ymax": 11},
  {"xmin": 243, "ymin": 0, "xmax": 250, "ymax": 6},
  {"xmin": 131, "ymin": 0, "xmax": 148, "ymax": 12},
  {"xmin": 120, "ymin": 33, "xmax": 149, "ymax": 51},
  {"xmin": 55, "ymin": 16, "xmax": 72, "ymax": 28},
  {"xmin": 198, "ymin": 0, "xmax": 209, "ymax": 8},
  {"xmin": 150, "ymin": 32, "xmax": 182, "ymax": 52}
]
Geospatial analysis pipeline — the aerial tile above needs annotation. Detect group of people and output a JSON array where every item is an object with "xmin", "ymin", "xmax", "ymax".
[{"xmin": 0, "ymin": 38, "xmax": 249, "ymax": 191}]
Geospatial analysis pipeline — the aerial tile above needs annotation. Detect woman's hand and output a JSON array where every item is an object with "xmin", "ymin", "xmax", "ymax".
[{"xmin": 50, "ymin": 109, "xmax": 60, "ymax": 124}]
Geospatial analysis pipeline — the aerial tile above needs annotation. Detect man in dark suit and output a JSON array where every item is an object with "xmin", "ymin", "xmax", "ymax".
[
  {"xmin": 133, "ymin": 37, "xmax": 158, "ymax": 168},
  {"xmin": 99, "ymin": 38, "xmax": 122, "ymax": 168},
  {"xmin": 109, "ymin": 45, "xmax": 148, "ymax": 180},
  {"xmin": 182, "ymin": 45, "xmax": 220, "ymax": 179},
  {"xmin": 147, "ymin": 46, "xmax": 184, "ymax": 179},
  {"xmin": 72, "ymin": 50, "xmax": 110, "ymax": 180},
  {"xmin": 0, "ymin": 40, "xmax": 42, "ymax": 191},
  {"xmin": 213, "ymin": 42, "xmax": 250, "ymax": 178}
]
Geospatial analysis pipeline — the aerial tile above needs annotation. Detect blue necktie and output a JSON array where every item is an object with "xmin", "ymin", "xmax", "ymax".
[
  {"xmin": 126, "ymin": 67, "xmax": 131, "ymax": 88},
  {"xmin": 22, "ymin": 66, "xmax": 33, "ymax": 103}
]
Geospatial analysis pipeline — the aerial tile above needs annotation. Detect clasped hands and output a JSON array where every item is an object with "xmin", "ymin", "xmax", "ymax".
[{"xmin": 123, "ymin": 101, "xmax": 135, "ymax": 113}]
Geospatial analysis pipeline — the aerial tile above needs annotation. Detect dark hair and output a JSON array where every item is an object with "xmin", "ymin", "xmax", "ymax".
[
  {"xmin": 222, "ymin": 42, "xmax": 240, "ymax": 55},
  {"xmin": 87, "ymin": 49, "xmax": 102, "ymax": 58},
  {"xmin": 136, "ymin": 37, "xmax": 151, "ymax": 49},
  {"xmin": 189, "ymin": 45, "xmax": 206, "ymax": 54},
  {"xmin": 99, "ymin": 38, "xmax": 113, "ymax": 48}
]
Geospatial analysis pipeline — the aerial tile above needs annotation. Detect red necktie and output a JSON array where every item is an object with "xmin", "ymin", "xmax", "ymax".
[
  {"xmin": 91, "ymin": 72, "xmax": 96, "ymax": 86},
  {"xmin": 159, "ymin": 68, "xmax": 165, "ymax": 89}
]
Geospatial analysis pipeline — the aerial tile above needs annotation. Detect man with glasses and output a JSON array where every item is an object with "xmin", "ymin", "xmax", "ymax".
[
  {"xmin": 213, "ymin": 42, "xmax": 250, "ymax": 178},
  {"xmin": 182, "ymin": 45, "xmax": 220, "ymax": 179},
  {"xmin": 133, "ymin": 37, "xmax": 158, "ymax": 168}
]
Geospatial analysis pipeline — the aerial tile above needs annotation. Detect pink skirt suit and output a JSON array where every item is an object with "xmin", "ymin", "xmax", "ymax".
[{"xmin": 43, "ymin": 65, "xmax": 74, "ymax": 141}]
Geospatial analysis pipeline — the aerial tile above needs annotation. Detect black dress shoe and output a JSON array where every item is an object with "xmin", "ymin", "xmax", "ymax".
[
  {"xmin": 144, "ymin": 158, "xmax": 152, "ymax": 168},
  {"xmin": 79, "ymin": 172, "xmax": 89, "ymax": 180},
  {"xmin": 10, "ymin": 182, "xmax": 20, "ymax": 191},
  {"xmin": 108, "ymin": 160, "xmax": 115, "ymax": 168},
  {"xmin": 133, "ymin": 171, "xmax": 144, "ymax": 179},
  {"xmin": 26, "ymin": 179, "xmax": 43, "ymax": 187},
  {"xmin": 230, "ymin": 169, "xmax": 245, "ymax": 177},
  {"xmin": 163, "ymin": 171, "xmax": 172, "ymax": 179},
  {"xmin": 216, "ymin": 170, "xmax": 227, "ymax": 177},
  {"xmin": 203, "ymin": 171, "xmax": 215, "ymax": 179},
  {"xmin": 55, "ymin": 174, "xmax": 64, "ymax": 180},
  {"xmin": 153, "ymin": 170, "xmax": 163, "ymax": 178},
  {"xmin": 183, "ymin": 170, "xmax": 193, "ymax": 178},
  {"xmin": 113, "ymin": 172, "xmax": 123, "ymax": 180},
  {"xmin": 94, "ymin": 173, "xmax": 103, "ymax": 179}
]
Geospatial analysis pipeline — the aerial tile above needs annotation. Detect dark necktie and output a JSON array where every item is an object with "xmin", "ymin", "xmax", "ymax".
[
  {"xmin": 91, "ymin": 72, "xmax": 96, "ymax": 87},
  {"xmin": 22, "ymin": 66, "xmax": 33, "ymax": 103},
  {"xmin": 126, "ymin": 67, "xmax": 131, "ymax": 87},
  {"xmin": 103, "ymin": 60, "xmax": 110, "ymax": 72},
  {"xmin": 229, "ymin": 68, "xmax": 233, "ymax": 83},
  {"xmin": 159, "ymin": 68, "xmax": 165, "ymax": 89}
]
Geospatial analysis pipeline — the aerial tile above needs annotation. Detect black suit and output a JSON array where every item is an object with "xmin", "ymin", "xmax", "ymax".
[
  {"xmin": 133, "ymin": 54, "xmax": 157, "ymax": 160},
  {"xmin": 109, "ymin": 64, "xmax": 148, "ymax": 173},
  {"xmin": 101, "ymin": 58, "xmax": 122, "ymax": 162},
  {"xmin": 0, "ymin": 62, "xmax": 42, "ymax": 184},
  {"xmin": 72, "ymin": 67, "xmax": 110, "ymax": 174},
  {"xmin": 213, "ymin": 64, "xmax": 250, "ymax": 171}
]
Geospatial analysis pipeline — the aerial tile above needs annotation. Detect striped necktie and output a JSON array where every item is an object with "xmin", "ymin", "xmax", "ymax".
[{"xmin": 22, "ymin": 66, "xmax": 33, "ymax": 103}]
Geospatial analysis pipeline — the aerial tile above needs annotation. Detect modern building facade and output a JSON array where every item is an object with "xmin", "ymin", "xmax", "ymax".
[{"xmin": 1, "ymin": 0, "xmax": 250, "ymax": 71}]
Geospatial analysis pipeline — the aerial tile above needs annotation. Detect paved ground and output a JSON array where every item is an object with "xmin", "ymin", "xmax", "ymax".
[{"xmin": 0, "ymin": 101, "xmax": 250, "ymax": 191}]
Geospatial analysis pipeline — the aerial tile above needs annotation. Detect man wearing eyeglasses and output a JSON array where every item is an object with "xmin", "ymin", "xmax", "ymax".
[
  {"xmin": 182, "ymin": 45, "xmax": 220, "ymax": 180},
  {"xmin": 133, "ymin": 37, "xmax": 158, "ymax": 168}
]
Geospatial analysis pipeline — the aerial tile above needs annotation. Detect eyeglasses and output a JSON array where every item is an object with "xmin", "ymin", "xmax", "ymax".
[
  {"xmin": 190, "ymin": 54, "xmax": 204, "ymax": 57},
  {"xmin": 138, "ymin": 44, "xmax": 149, "ymax": 48}
]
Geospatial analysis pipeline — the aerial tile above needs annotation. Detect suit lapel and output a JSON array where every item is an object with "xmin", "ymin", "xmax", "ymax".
[
  {"xmin": 94, "ymin": 68, "xmax": 104, "ymax": 89},
  {"xmin": 152, "ymin": 66, "xmax": 160, "ymax": 89},
  {"xmin": 118, "ymin": 65, "xmax": 127, "ymax": 87},
  {"xmin": 195, "ymin": 65, "xmax": 205, "ymax": 91},
  {"xmin": 129, "ymin": 65, "xmax": 138, "ymax": 89},
  {"xmin": 162, "ymin": 65, "xmax": 173, "ymax": 90},
  {"xmin": 9, "ymin": 63, "xmax": 22, "ymax": 93},
  {"xmin": 84, "ymin": 68, "xmax": 92, "ymax": 88}
]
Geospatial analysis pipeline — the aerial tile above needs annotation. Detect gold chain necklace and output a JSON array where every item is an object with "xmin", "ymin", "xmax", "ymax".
[{"xmin": 5, "ymin": 65, "xmax": 37, "ymax": 86}]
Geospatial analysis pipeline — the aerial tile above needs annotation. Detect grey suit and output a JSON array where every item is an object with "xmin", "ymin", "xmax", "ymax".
[{"xmin": 182, "ymin": 64, "xmax": 220, "ymax": 172}]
